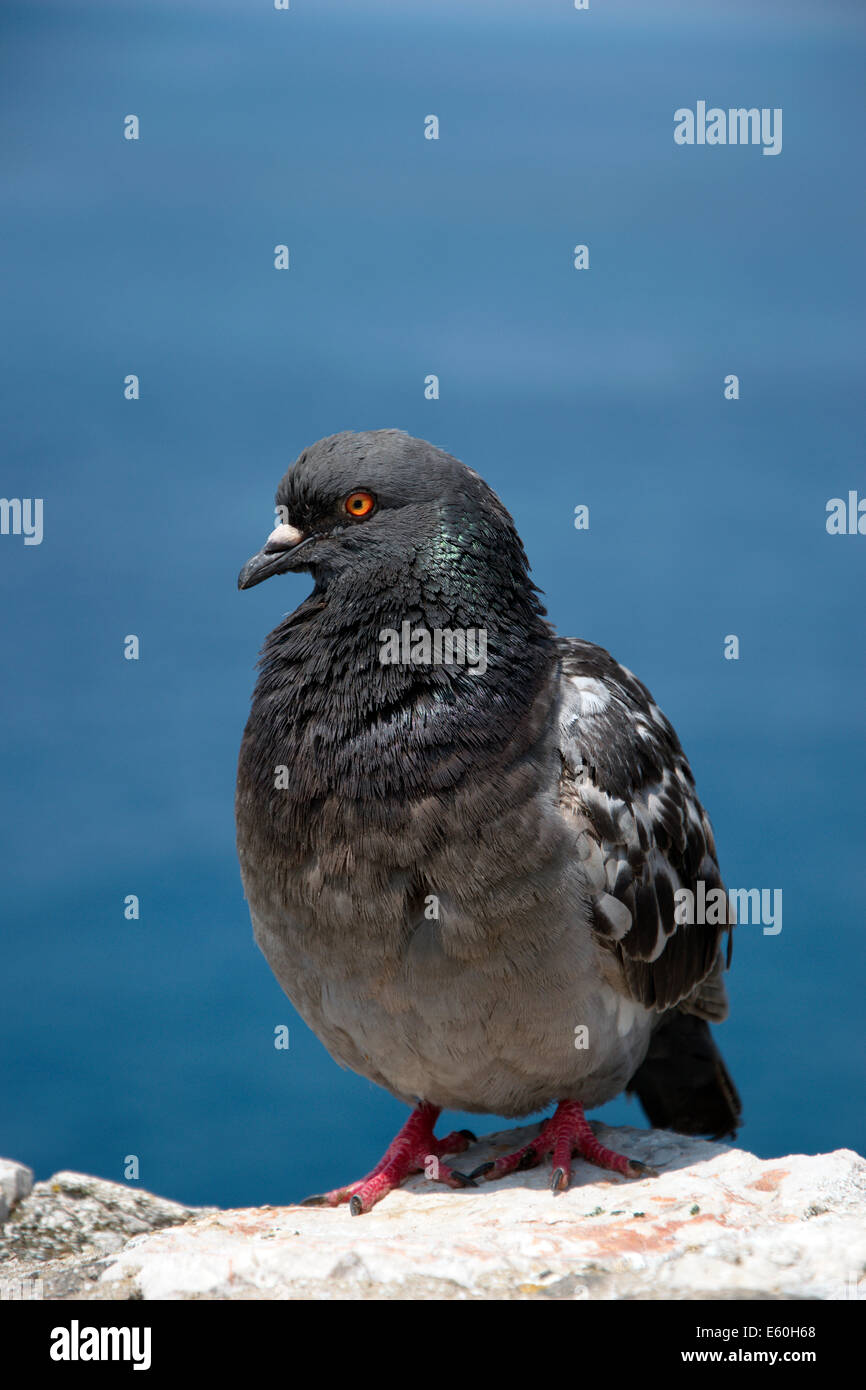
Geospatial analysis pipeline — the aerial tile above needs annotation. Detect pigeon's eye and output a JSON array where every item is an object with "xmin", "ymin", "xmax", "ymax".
[{"xmin": 344, "ymin": 491, "xmax": 376, "ymax": 518}]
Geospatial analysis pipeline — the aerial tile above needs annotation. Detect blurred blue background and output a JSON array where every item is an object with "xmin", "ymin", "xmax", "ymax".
[{"xmin": 2, "ymin": 0, "xmax": 864, "ymax": 1208}]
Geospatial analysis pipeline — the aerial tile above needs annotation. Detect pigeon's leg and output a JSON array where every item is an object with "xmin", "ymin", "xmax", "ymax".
[
  {"xmin": 466, "ymin": 1100, "xmax": 656, "ymax": 1192},
  {"xmin": 301, "ymin": 1102, "xmax": 477, "ymax": 1215}
]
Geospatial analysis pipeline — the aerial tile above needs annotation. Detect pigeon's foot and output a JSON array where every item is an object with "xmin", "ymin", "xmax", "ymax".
[
  {"xmin": 462, "ymin": 1100, "xmax": 658, "ymax": 1193},
  {"xmin": 300, "ymin": 1102, "xmax": 477, "ymax": 1215}
]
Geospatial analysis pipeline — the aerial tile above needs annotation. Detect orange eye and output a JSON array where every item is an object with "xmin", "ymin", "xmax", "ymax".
[{"xmin": 344, "ymin": 491, "xmax": 375, "ymax": 518}]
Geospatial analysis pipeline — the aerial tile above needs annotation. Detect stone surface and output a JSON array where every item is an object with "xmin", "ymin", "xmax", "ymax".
[
  {"xmin": 2, "ymin": 1125, "xmax": 865, "ymax": 1300},
  {"xmin": 0, "ymin": 1159, "xmax": 33, "ymax": 1224},
  {"xmin": 0, "ymin": 1167, "xmax": 213, "ymax": 1301}
]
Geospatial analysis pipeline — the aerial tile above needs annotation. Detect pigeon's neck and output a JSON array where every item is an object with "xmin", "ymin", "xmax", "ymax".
[{"xmin": 243, "ymin": 539, "xmax": 558, "ymax": 806}]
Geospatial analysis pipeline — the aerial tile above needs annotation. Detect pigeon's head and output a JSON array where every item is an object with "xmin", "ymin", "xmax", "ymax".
[{"xmin": 238, "ymin": 429, "xmax": 533, "ymax": 599}]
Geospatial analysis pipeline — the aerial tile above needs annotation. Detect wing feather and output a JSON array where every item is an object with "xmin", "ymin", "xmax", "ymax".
[{"xmin": 557, "ymin": 637, "xmax": 732, "ymax": 1014}]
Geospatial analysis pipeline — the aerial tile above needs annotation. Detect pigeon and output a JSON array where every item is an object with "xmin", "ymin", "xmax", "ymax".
[{"xmin": 236, "ymin": 430, "xmax": 740, "ymax": 1214}]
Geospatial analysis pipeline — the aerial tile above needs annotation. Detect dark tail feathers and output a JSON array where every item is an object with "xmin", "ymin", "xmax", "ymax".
[{"xmin": 627, "ymin": 1013, "xmax": 742, "ymax": 1140}]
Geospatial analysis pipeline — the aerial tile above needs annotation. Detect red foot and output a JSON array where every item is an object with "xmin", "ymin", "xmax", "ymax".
[
  {"xmin": 465, "ymin": 1101, "xmax": 657, "ymax": 1193},
  {"xmin": 301, "ymin": 1103, "xmax": 476, "ymax": 1215}
]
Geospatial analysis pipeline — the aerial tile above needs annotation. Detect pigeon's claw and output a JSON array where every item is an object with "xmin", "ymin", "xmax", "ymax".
[
  {"xmin": 622, "ymin": 1158, "xmax": 659, "ymax": 1179},
  {"xmin": 474, "ymin": 1101, "xmax": 658, "ymax": 1194},
  {"xmin": 461, "ymin": 1160, "xmax": 495, "ymax": 1182},
  {"xmin": 300, "ymin": 1103, "xmax": 476, "ymax": 1216},
  {"xmin": 550, "ymin": 1166, "xmax": 568, "ymax": 1193}
]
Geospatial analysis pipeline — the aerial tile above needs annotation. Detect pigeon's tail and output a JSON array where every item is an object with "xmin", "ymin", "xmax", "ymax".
[{"xmin": 626, "ymin": 1013, "xmax": 742, "ymax": 1141}]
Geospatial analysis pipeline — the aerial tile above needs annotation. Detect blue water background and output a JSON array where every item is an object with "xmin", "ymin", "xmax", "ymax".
[{"xmin": 2, "ymin": 0, "xmax": 864, "ymax": 1206}]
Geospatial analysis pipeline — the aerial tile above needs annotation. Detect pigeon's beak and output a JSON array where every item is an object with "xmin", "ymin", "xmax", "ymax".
[{"xmin": 238, "ymin": 523, "xmax": 312, "ymax": 590}]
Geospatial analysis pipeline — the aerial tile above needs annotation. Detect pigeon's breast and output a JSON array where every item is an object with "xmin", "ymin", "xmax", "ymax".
[{"xmin": 238, "ymin": 756, "xmax": 654, "ymax": 1116}]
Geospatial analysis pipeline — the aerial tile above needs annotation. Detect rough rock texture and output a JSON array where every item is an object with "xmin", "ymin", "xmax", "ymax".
[
  {"xmin": 0, "ymin": 1163, "xmax": 213, "ymax": 1300},
  {"xmin": 0, "ymin": 1158, "xmax": 33, "ymax": 1223},
  {"xmin": 2, "ymin": 1126, "xmax": 865, "ymax": 1301}
]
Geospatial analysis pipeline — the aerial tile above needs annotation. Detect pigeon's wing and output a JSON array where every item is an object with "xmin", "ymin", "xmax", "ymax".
[{"xmin": 556, "ymin": 637, "xmax": 732, "ymax": 1016}]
